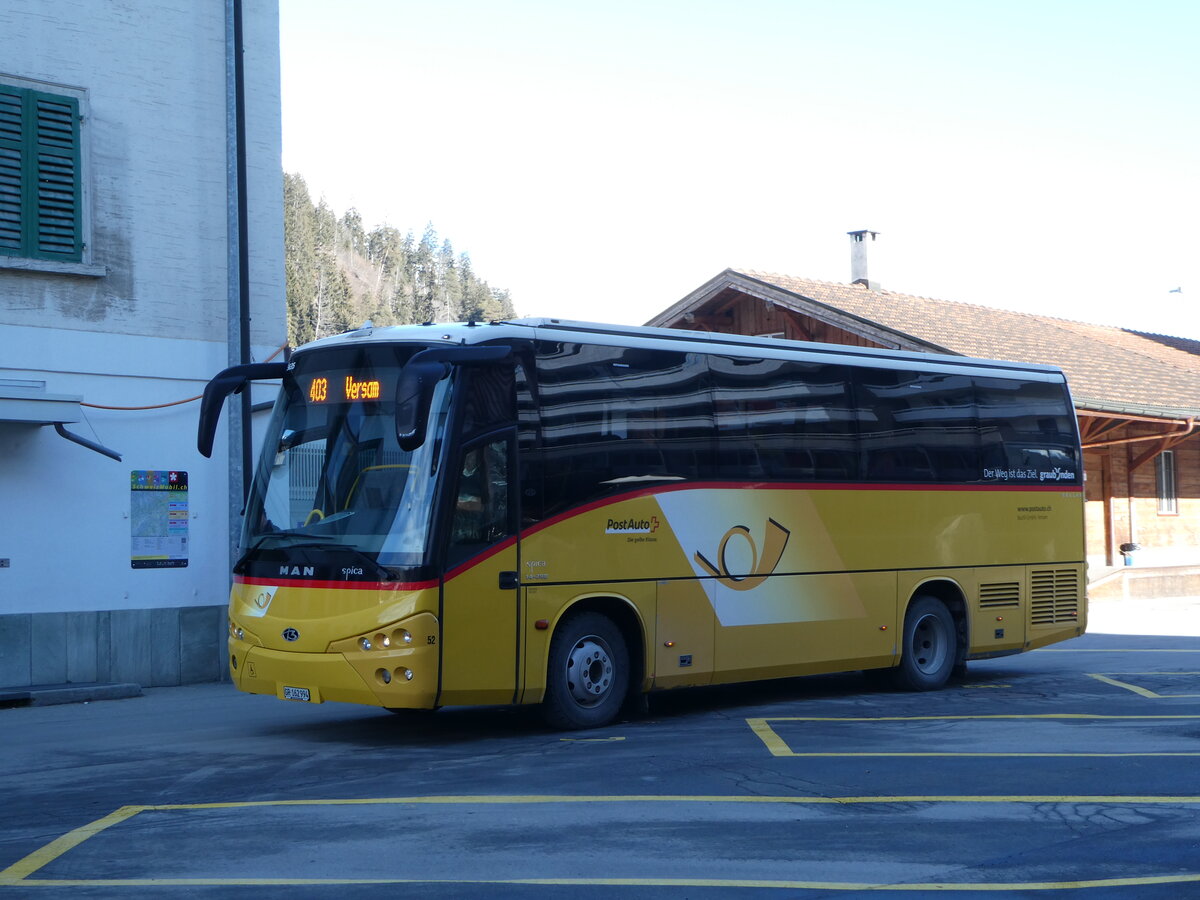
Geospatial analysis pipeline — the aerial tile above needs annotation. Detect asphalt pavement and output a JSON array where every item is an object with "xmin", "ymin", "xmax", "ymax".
[{"xmin": 1, "ymin": 595, "xmax": 1198, "ymax": 898}]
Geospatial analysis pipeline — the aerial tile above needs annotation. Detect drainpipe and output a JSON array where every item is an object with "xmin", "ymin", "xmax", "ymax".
[{"xmin": 226, "ymin": 0, "xmax": 252, "ymax": 572}]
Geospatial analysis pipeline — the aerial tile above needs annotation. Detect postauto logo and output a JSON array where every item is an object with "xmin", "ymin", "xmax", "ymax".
[
  {"xmin": 605, "ymin": 514, "xmax": 660, "ymax": 535},
  {"xmin": 694, "ymin": 518, "xmax": 791, "ymax": 591}
]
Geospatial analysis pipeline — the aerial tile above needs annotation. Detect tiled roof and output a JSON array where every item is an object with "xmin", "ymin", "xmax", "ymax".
[{"xmin": 658, "ymin": 269, "xmax": 1200, "ymax": 419}]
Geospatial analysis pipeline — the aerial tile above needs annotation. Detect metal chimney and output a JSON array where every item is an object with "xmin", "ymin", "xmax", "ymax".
[{"xmin": 848, "ymin": 229, "xmax": 879, "ymax": 289}]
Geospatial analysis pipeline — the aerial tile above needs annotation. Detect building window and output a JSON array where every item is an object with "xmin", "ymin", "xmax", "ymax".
[
  {"xmin": 0, "ymin": 80, "xmax": 83, "ymax": 263},
  {"xmin": 1156, "ymin": 450, "xmax": 1177, "ymax": 515}
]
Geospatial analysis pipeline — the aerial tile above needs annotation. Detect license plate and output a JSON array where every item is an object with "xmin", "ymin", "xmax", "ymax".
[{"xmin": 282, "ymin": 686, "xmax": 311, "ymax": 702}]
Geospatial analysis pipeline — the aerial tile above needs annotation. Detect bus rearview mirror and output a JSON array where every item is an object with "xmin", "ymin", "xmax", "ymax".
[
  {"xmin": 396, "ymin": 360, "xmax": 451, "ymax": 451},
  {"xmin": 395, "ymin": 345, "xmax": 512, "ymax": 451},
  {"xmin": 197, "ymin": 361, "xmax": 288, "ymax": 458}
]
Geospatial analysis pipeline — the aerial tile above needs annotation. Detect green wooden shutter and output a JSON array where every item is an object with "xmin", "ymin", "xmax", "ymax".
[
  {"xmin": 0, "ymin": 87, "xmax": 22, "ymax": 254},
  {"xmin": 33, "ymin": 91, "xmax": 81, "ymax": 259},
  {"xmin": 0, "ymin": 84, "xmax": 82, "ymax": 262}
]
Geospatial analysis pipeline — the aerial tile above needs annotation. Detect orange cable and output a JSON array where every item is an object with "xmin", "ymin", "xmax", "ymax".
[{"xmin": 79, "ymin": 343, "xmax": 288, "ymax": 411}]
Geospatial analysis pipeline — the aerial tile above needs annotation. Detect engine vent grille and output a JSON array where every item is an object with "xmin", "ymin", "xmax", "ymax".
[
  {"xmin": 1030, "ymin": 568, "xmax": 1080, "ymax": 625},
  {"xmin": 979, "ymin": 581, "xmax": 1021, "ymax": 609}
]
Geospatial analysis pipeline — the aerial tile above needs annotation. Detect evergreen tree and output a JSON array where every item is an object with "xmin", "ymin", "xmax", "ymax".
[
  {"xmin": 339, "ymin": 208, "xmax": 366, "ymax": 257},
  {"xmin": 438, "ymin": 238, "xmax": 462, "ymax": 322},
  {"xmin": 410, "ymin": 223, "xmax": 439, "ymax": 324},
  {"xmin": 283, "ymin": 173, "xmax": 318, "ymax": 346},
  {"xmin": 281, "ymin": 174, "xmax": 515, "ymax": 341}
]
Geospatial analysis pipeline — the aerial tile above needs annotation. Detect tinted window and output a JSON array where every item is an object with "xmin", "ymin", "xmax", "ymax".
[
  {"xmin": 446, "ymin": 435, "xmax": 513, "ymax": 568},
  {"xmin": 709, "ymin": 356, "xmax": 857, "ymax": 481},
  {"xmin": 975, "ymin": 377, "xmax": 1079, "ymax": 484},
  {"xmin": 534, "ymin": 342, "xmax": 713, "ymax": 515},
  {"xmin": 855, "ymin": 369, "xmax": 979, "ymax": 483},
  {"xmin": 459, "ymin": 364, "xmax": 515, "ymax": 439}
]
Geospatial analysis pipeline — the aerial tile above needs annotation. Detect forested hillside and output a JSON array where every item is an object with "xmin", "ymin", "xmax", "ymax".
[{"xmin": 283, "ymin": 173, "xmax": 516, "ymax": 346}]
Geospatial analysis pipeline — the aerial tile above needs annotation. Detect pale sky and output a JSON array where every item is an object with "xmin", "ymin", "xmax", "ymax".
[{"xmin": 279, "ymin": 0, "xmax": 1199, "ymax": 338}]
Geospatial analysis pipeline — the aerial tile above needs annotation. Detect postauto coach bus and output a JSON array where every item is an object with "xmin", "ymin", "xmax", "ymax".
[{"xmin": 198, "ymin": 318, "xmax": 1085, "ymax": 729}]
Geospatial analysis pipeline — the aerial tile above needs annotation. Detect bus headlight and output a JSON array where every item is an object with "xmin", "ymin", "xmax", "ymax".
[{"xmin": 359, "ymin": 637, "xmax": 372, "ymax": 651}]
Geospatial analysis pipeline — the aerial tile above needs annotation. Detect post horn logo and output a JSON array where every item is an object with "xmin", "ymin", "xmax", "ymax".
[{"xmin": 695, "ymin": 518, "xmax": 790, "ymax": 591}]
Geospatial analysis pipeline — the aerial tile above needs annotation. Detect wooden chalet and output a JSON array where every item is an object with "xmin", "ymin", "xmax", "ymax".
[{"xmin": 647, "ymin": 259, "xmax": 1200, "ymax": 591}]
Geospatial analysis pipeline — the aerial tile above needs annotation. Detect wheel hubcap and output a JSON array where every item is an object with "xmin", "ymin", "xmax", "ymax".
[
  {"xmin": 565, "ymin": 635, "xmax": 614, "ymax": 707},
  {"xmin": 911, "ymin": 613, "xmax": 949, "ymax": 675}
]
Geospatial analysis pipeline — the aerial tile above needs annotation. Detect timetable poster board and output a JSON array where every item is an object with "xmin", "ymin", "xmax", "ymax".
[{"xmin": 130, "ymin": 470, "xmax": 189, "ymax": 568}]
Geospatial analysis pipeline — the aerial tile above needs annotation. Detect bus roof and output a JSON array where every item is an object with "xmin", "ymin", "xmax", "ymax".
[{"xmin": 297, "ymin": 317, "xmax": 1068, "ymax": 381}]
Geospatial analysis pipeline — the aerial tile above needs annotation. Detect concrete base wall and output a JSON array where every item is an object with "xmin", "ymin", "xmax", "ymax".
[
  {"xmin": 0, "ymin": 604, "xmax": 228, "ymax": 689},
  {"xmin": 1088, "ymin": 566, "xmax": 1200, "ymax": 602}
]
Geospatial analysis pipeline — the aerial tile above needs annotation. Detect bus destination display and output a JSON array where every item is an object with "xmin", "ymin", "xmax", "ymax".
[{"xmin": 306, "ymin": 375, "xmax": 383, "ymax": 404}]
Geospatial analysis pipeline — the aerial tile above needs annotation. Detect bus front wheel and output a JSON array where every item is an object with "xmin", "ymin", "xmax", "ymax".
[
  {"xmin": 890, "ymin": 596, "xmax": 956, "ymax": 691},
  {"xmin": 542, "ymin": 612, "xmax": 629, "ymax": 730}
]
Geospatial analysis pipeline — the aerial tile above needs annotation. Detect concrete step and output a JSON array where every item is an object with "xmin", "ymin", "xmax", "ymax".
[{"xmin": 0, "ymin": 682, "xmax": 142, "ymax": 708}]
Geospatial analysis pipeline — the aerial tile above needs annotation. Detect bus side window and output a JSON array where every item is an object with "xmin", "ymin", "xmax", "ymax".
[
  {"xmin": 534, "ymin": 342, "xmax": 712, "ymax": 516},
  {"xmin": 710, "ymin": 356, "xmax": 856, "ymax": 483},
  {"xmin": 975, "ymin": 377, "xmax": 1079, "ymax": 481},
  {"xmin": 855, "ymin": 369, "xmax": 978, "ymax": 483},
  {"xmin": 447, "ymin": 436, "xmax": 513, "ymax": 566},
  {"xmin": 461, "ymin": 365, "xmax": 516, "ymax": 438}
]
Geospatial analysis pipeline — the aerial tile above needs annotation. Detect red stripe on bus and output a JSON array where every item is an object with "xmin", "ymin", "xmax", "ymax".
[
  {"xmin": 444, "ymin": 536, "xmax": 519, "ymax": 582},
  {"xmin": 233, "ymin": 575, "xmax": 438, "ymax": 592}
]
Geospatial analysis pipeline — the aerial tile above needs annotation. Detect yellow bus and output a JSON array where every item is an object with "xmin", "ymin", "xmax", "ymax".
[{"xmin": 198, "ymin": 318, "xmax": 1085, "ymax": 729}]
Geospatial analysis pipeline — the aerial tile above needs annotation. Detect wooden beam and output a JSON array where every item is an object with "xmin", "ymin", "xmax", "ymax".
[
  {"xmin": 1082, "ymin": 417, "xmax": 1195, "ymax": 454},
  {"xmin": 1129, "ymin": 427, "xmax": 1198, "ymax": 472},
  {"xmin": 1078, "ymin": 416, "xmax": 1127, "ymax": 444}
]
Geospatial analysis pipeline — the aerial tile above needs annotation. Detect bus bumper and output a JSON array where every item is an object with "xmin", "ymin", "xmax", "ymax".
[{"xmin": 229, "ymin": 639, "xmax": 439, "ymax": 709}]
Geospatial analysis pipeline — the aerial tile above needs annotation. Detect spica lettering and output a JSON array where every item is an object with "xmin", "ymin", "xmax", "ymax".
[{"xmin": 341, "ymin": 567, "xmax": 364, "ymax": 577}]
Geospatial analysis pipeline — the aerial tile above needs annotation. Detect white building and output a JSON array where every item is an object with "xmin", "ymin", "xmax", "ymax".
[{"xmin": 0, "ymin": 1, "xmax": 285, "ymax": 690}]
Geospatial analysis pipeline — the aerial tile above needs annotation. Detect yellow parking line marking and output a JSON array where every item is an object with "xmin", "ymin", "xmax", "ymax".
[
  {"xmin": 4, "ymin": 796, "xmax": 1200, "ymax": 891},
  {"xmin": 5, "ymin": 874, "xmax": 1200, "ymax": 890},
  {"xmin": 1087, "ymin": 673, "xmax": 1200, "ymax": 699},
  {"xmin": 747, "ymin": 714, "xmax": 1200, "ymax": 757},
  {"xmin": 0, "ymin": 805, "xmax": 141, "ymax": 882}
]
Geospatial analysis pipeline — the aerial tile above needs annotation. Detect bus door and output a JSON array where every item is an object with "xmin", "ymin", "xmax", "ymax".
[{"xmin": 437, "ymin": 428, "xmax": 520, "ymax": 706}]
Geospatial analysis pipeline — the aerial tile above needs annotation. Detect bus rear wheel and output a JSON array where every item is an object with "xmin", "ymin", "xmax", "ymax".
[
  {"xmin": 542, "ymin": 612, "xmax": 629, "ymax": 730},
  {"xmin": 889, "ymin": 595, "xmax": 957, "ymax": 691}
]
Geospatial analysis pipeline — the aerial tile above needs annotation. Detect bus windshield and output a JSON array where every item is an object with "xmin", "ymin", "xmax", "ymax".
[{"xmin": 241, "ymin": 344, "xmax": 451, "ymax": 570}]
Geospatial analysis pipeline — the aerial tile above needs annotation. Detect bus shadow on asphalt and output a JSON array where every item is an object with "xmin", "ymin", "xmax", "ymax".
[
  {"xmin": 247, "ymin": 652, "xmax": 1124, "ymax": 747},
  {"xmin": 251, "ymin": 668, "xmax": 979, "ymax": 746}
]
